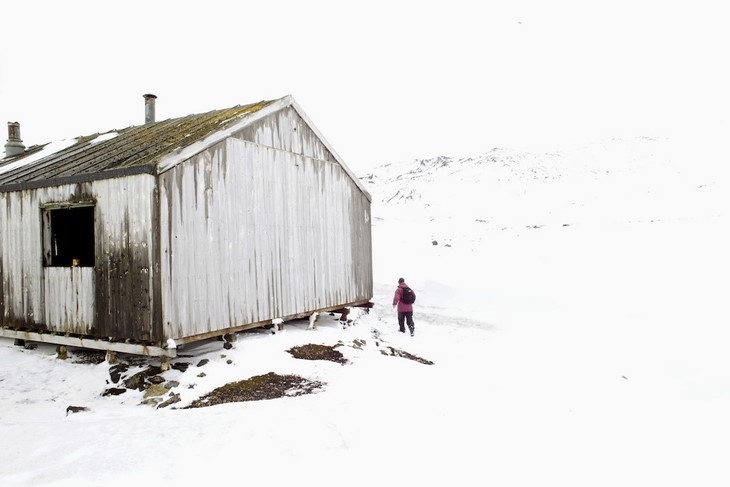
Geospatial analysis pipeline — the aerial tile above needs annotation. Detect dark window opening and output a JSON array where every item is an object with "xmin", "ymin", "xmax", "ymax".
[{"xmin": 43, "ymin": 206, "xmax": 95, "ymax": 267}]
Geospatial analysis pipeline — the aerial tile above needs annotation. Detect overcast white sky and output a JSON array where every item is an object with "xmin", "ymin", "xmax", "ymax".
[{"xmin": 1, "ymin": 0, "xmax": 728, "ymax": 173}]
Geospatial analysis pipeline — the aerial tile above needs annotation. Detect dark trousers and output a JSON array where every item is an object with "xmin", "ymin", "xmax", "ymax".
[{"xmin": 398, "ymin": 312, "xmax": 414, "ymax": 332}]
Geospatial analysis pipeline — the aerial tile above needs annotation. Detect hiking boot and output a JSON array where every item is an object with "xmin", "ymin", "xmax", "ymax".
[
  {"xmin": 399, "ymin": 329, "xmax": 406, "ymax": 333},
  {"xmin": 409, "ymin": 329, "xmax": 415, "ymax": 336}
]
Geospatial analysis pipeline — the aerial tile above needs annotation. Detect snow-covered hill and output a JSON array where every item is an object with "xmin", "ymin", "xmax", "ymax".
[{"xmin": 364, "ymin": 136, "xmax": 726, "ymax": 230}]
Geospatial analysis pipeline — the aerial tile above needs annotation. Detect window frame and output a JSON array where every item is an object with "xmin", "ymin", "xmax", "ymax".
[{"xmin": 41, "ymin": 202, "xmax": 96, "ymax": 268}]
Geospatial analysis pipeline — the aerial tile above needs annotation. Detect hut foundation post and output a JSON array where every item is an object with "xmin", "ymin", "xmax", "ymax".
[
  {"xmin": 106, "ymin": 351, "xmax": 118, "ymax": 364},
  {"xmin": 339, "ymin": 308, "xmax": 350, "ymax": 327},
  {"xmin": 222, "ymin": 333, "xmax": 236, "ymax": 350},
  {"xmin": 270, "ymin": 318, "xmax": 284, "ymax": 334},
  {"xmin": 308, "ymin": 312, "xmax": 320, "ymax": 330},
  {"xmin": 56, "ymin": 346, "xmax": 68, "ymax": 360},
  {"xmin": 223, "ymin": 333, "xmax": 237, "ymax": 343},
  {"xmin": 160, "ymin": 356, "xmax": 171, "ymax": 371}
]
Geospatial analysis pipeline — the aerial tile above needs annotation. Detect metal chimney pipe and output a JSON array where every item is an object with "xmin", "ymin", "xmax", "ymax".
[
  {"xmin": 143, "ymin": 94, "xmax": 157, "ymax": 123},
  {"xmin": 4, "ymin": 121, "xmax": 26, "ymax": 157}
]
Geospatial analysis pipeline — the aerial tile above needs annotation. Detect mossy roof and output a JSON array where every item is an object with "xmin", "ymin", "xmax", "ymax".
[{"xmin": 0, "ymin": 99, "xmax": 276, "ymax": 192}]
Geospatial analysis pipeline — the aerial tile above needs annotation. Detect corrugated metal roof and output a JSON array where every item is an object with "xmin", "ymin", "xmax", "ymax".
[{"xmin": 0, "ymin": 99, "xmax": 276, "ymax": 191}]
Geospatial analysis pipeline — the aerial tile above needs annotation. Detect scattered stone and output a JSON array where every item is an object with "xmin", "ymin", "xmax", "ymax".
[
  {"xmin": 197, "ymin": 359, "xmax": 209, "ymax": 367},
  {"xmin": 172, "ymin": 362, "xmax": 190, "ymax": 372},
  {"xmin": 352, "ymin": 339, "xmax": 367, "ymax": 350},
  {"xmin": 226, "ymin": 359, "xmax": 233, "ymax": 364},
  {"xmin": 124, "ymin": 370, "xmax": 147, "ymax": 390},
  {"xmin": 197, "ymin": 372, "xmax": 207, "ymax": 378},
  {"xmin": 109, "ymin": 364, "xmax": 129, "ymax": 384},
  {"xmin": 66, "ymin": 405, "xmax": 90, "ymax": 415},
  {"xmin": 432, "ymin": 240, "xmax": 438, "ymax": 246},
  {"xmin": 164, "ymin": 380, "xmax": 180, "ymax": 389},
  {"xmin": 24, "ymin": 343, "xmax": 38, "ymax": 350},
  {"xmin": 145, "ymin": 365, "xmax": 162, "ymax": 377},
  {"xmin": 102, "ymin": 387, "xmax": 126, "ymax": 397},
  {"xmin": 223, "ymin": 342, "xmax": 233, "ymax": 350},
  {"xmin": 148, "ymin": 375, "xmax": 165, "ymax": 385},
  {"xmin": 141, "ymin": 397, "xmax": 163, "ymax": 407},
  {"xmin": 144, "ymin": 384, "xmax": 168, "ymax": 399},
  {"xmin": 158, "ymin": 394, "xmax": 181, "ymax": 409}
]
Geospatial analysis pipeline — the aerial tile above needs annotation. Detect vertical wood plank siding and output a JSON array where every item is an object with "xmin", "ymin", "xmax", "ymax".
[
  {"xmin": 159, "ymin": 108, "xmax": 372, "ymax": 339},
  {"xmin": 92, "ymin": 177, "xmax": 158, "ymax": 341},
  {"xmin": 0, "ymin": 190, "xmax": 44, "ymax": 326},
  {"xmin": 44, "ymin": 267, "xmax": 94, "ymax": 332},
  {"xmin": 0, "ymin": 176, "xmax": 158, "ymax": 340}
]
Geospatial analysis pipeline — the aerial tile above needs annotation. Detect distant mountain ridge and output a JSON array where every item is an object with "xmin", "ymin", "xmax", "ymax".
[{"xmin": 362, "ymin": 137, "xmax": 726, "ymax": 231}]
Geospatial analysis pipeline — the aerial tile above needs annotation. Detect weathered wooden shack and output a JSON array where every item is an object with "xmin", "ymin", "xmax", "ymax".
[{"xmin": 0, "ymin": 95, "xmax": 372, "ymax": 358}]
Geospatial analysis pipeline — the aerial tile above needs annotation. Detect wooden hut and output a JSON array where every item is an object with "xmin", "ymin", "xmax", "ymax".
[{"xmin": 0, "ymin": 95, "xmax": 372, "ymax": 358}]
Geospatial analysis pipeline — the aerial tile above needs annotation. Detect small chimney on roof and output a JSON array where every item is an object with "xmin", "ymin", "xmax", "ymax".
[
  {"xmin": 143, "ymin": 94, "xmax": 157, "ymax": 124},
  {"xmin": 4, "ymin": 122, "xmax": 26, "ymax": 157}
]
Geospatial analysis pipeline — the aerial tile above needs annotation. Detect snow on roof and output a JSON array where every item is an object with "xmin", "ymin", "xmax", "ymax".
[{"xmin": 0, "ymin": 138, "xmax": 78, "ymax": 176}]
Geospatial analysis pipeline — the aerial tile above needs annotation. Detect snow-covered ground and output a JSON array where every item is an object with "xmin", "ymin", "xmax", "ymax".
[{"xmin": 1, "ymin": 136, "xmax": 728, "ymax": 486}]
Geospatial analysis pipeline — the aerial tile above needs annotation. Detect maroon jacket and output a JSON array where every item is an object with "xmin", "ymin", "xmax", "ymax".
[{"xmin": 393, "ymin": 282, "xmax": 414, "ymax": 312}]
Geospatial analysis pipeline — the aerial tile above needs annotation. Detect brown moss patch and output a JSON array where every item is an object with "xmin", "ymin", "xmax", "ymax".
[
  {"xmin": 288, "ymin": 343, "xmax": 347, "ymax": 364},
  {"xmin": 185, "ymin": 372, "xmax": 324, "ymax": 408}
]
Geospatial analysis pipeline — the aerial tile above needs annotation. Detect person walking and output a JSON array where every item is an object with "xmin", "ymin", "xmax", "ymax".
[{"xmin": 392, "ymin": 277, "xmax": 416, "ymax": 336}]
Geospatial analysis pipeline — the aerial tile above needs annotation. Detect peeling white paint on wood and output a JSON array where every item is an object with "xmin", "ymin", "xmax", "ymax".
[
  {"xmin": 159, "ymin": 137, "xmax": 372, "ymax": 339},
  {"xmin": 1, "ymin": 175, "xmax": 157, "ymax": 338},
  {"xmin": 1, "ymin": 189, "xmax": 45, "ymax": 324},
  {"xmin": 156, "ymin": 97, "xmax": 370, "ymax": 203},
  {"xmin": 44, "ymin": 267, "xmax": 94, "ymax": 333}
]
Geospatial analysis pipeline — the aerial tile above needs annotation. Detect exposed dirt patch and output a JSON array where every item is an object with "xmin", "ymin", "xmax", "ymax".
[
  {"xmin": 382, "ymin": 346, "xmax": 434, "ymax": 365},
  {"xmin": 184, "ymin": 372, "xmax": 325, "ymax": 408},
  {"xmin": 370, "ymin": 327, "xmax": 434, "ymax": 365},
  {"xmin": 287, "ymin": 343, "xmax": 347, "ymax": 364},
  {"xmin": 70, "ymin": 350, "xmax": 107, "ymax": 365}
]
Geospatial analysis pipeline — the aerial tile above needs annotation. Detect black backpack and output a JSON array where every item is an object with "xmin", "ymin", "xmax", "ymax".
[{"xmin": 401, "ymin": 286, "xmax": 416, "ymax": 304}]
